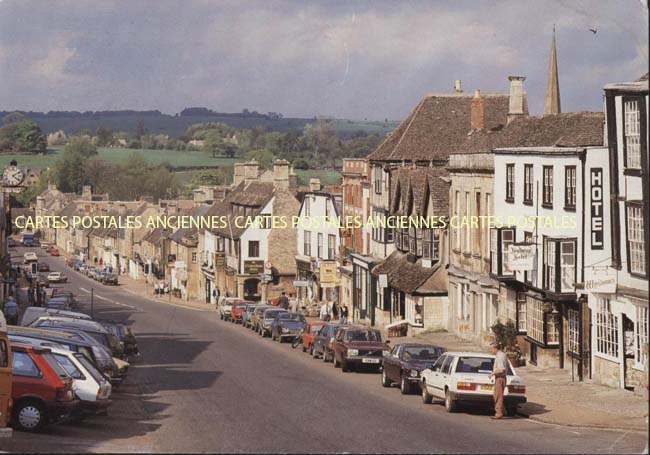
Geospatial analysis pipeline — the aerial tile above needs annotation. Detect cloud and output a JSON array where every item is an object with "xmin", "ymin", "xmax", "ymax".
[{"xmin": 0, "ymin": 0, "xmax": 646, "ymax": 119}]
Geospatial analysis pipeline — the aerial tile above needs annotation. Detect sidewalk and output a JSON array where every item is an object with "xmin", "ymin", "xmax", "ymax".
[
  {"xmin": 385, "ymin": 329, "xmax": 648, "ymax": 432},
  {"xmin": 117, "ymin": 274, "xmax": 214, "ymax": 312}
]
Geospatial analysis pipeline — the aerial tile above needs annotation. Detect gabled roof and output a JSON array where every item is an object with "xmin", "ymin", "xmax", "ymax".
[
  {"xmin": 371, "ymin": 251, "xmax": 446, "ymax": 295},
  {"xmin": 368, "ymin": 92, "xmax": 511, "ymax": 162},
  {"xmin": 170, "ymin": 204, "xmax": 212, "ymax": 248},
  {"xmin": 390, "ymin": 167, "xmax": 450, "ymax": 217}
]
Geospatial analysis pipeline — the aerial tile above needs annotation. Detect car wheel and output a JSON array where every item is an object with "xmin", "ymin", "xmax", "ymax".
[
  {"xmin": 400, "ymin": 373, "xmax": 412, "ymax": 395},
  {"xmin": 322, "ymin": 350, "xmax": 329, "ymax": 362},
  {"xmin": 506, "ymin": 406, "xmax": 518, "ymax": 417},
  {"xmin": 444, "ymin": 388, "xmax": 457, "ymax": 413},
  {"xmin": 382, "ymin": 370, "xmax": 392, "ymax": 387},
  {"xmin": 421, "ymin": 381, "xmax": 433, "ymax": 404},
  {"xmin": 310, "ymin": 345, "xmax": 316, "ymax": 357},
  {"xmin": 13, "ymin": 400, "xmax": 45, "ymax": 432},
  {"xmin": 302, "ymin": 343, "xmax": 307, "ymax": 353}
]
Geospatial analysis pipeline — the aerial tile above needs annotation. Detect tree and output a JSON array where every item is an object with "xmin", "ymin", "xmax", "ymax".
[
  {"xmin": 203, "ymin": 130, "xmax": 227, "ymax": 158},
  {"xmin": 189, "ymin": 167, "xmax": 233, "ymax": 188},
  {"xmin": 63, "ymin": 136, "xmax": 98, "ymax": 158},
  {"xmin": 246, "ymin": 149, "xmax": 274, "ymax": 170},
  {"xmin": 2, "ymin": 112, "xmax": 26, "ymax": 125},
  {"xmin": 95, "ymin": 127, "xmax": 114, "ymax": 147},
  {"xmin": 135, "ymin": 119, "xmax": 147, "ymax": 138},
  {"xmin": 0, "ymin": 120, "xmax": 47, "ymax": 153}
]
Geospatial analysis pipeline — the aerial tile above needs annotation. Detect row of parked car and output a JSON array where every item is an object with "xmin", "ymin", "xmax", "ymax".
[
  {"xmin": 65, "ymin": 259, "xmax": 119, "ymax": 285},
  {"xmin": 2, "ymin": 293, "xmax": 140, "ymax": 432},
  {"xmin": 217, "ymin": 297, "xmax": 527, "ymax": 416}
]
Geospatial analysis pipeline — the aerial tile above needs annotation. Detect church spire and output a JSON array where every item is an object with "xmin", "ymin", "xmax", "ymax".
[{"xmin": 544, "ymin": 26, "xmax": 561, "ymax": 115}]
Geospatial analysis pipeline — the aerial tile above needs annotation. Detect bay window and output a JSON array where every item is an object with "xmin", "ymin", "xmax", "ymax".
[
  {"xmin": 423, "ymin": 229, "xmax": 439, "ymax": 261},
  {"xmin": 627, "ymin": 203, "xmax": 646, "ymax": 276},
  {"xmin": 595, "ymin": 298, "xmax": 619, "ymax": 359},
  {"xmin": 490, "ymin": 228, "xmax": 515, "ymax": 277},
  {"xmin": 568, "ymin": 309, "xmax": 580, "ymax": 354}
]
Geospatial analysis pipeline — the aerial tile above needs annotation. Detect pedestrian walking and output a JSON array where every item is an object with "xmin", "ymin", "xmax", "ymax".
[
  {"xmin": 35, "ymin": 285, "xmax": 43, "ymax": 307},
  {"xmin": 341, "ymin": 304, "xmax": 349, "ymax": 324},
  {"xmin": 331, "ymin": 301, "xmax": 339, "ymax": 320},
  {"xmin": 38, "ymin": 286, "xmax": 47, "ymax": 307},
  {"xmin": 319, "ymin": 301, "xmax": 328, "ymax": 321},
  {"xmin": 488, "ymin": 342, "xmax": 508, "ymax": 419},
  {"xmin": 278, "ymin": 292, "xmax": 289, "ymax": 310},
  {"xmin": 3, "ymin": 296, "xmax": 18, "ymax": 325},
  {"xmin": 27, "ymin": 285, "xmax": 35, "ymax": 306}
]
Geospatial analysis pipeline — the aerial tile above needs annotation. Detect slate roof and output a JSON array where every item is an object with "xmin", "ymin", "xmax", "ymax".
[
  {"xmin": 463, "ymin": 111, "xmax": 604, "ymax": 154},
  {"xmin": 390, "ymin": 167, "xmax": 450, "ymax": 217},
  {"xmin": 368, "ymin": 93, "xmax": 511, "ymax": 162},
  {"xmin": 371, "ymin": 251, "xmax": 446, "ymax": 295},
  {"xmin": 170, "ymin": 204, "xmax": 212, "ymax": 248}
]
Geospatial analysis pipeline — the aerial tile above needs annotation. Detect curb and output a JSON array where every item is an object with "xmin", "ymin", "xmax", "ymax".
[
  {"xmin": 518, "ymin": 411, "xmax": 647, "ymax": 433},
  {"xmin": 120, "ymin": 285, "xmax": 214, "ymax": 313}
]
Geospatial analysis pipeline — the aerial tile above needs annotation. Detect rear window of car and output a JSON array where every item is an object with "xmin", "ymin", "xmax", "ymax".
[
  {"xmin": 76, "ymin": 354, "xmax": 105, "ymax": 383},
  {"xmin": 53, "ymin": 353, "xmax": 84, "ymax": 379},
  {"xmin": 455, "ymin": 357, "xmax": 514, "ymax": 375},
  {"xmin": 265, "ymin": 310, "xmax": 283, "ymax": 318},
  {"xmin": 403, "ymin": 346, "xmax": 444, "ymax": 360},
  {"xmin": 279, "ymin": 313, "xmax": 304, "ymax": 321},
  {"xmin": 42, "ymin": 353, "xmax": 70, "ymax": 379}
]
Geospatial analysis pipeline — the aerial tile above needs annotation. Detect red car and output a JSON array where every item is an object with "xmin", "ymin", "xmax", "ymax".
[
  {"xmin": 10, "ymin": 343, "xmax": 79, "ymax": 431},
  {"xmin": 230, "ymin": 301, "xmax": 254, "ymax": 324},
  {"xmin": 301, "ymin": 321, "xmax": 326, "ymax": 353},
  {"xmin": 49, "ymin": 248, "xmax": 60, "ymax": 256}
]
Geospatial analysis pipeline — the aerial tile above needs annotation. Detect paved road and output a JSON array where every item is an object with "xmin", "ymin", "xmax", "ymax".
[{"xmin": 3, "ymin": 247, "xmax": 647, "ymax": 453}]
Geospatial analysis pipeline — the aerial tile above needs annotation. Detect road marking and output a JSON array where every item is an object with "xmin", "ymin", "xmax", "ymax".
[{"xmin": 78, "ymin": 287, "xmax": 137, "ymax": 310}]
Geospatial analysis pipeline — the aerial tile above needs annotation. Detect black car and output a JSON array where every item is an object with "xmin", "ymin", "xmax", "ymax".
[
  {"xmin": 100, "ymin": 321, "xmax": 139, "ymax": 358},
  {"xmin": 310, "ymin": 323, "xmax": 346, "ymax": 361},
  {"xmin": 381, "ymin": 343, "xmax": 445, "ymax": 394},
  {"xmin": 102, "ymin": 273, "xmax": 119, "ymax": 285}
]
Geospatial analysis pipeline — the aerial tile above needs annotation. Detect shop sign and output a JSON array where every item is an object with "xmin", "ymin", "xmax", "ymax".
[
  {"xmin": 590, "ymin": 168, "xmax": 604, "ymax": 250},
  {"xmin": 319, "ymin": 260, "xmax": 339, "ymax": 284},
  {"xmin": 506, "ymin": 244, "xmax": 535, "ymax": 271},
  {"xmin": 293, "ymin": 280, "xmax": 310, "ymax": 287},
  {"xmin": 584, "ymin": 267, "xmax": 617, "ymax": 294},
  {"xmin": 215, "ymin": 252, "xmax": 226, "ymax": 266},
  {"xmin": 244, "ymin": 260, "xmax": 264, "ymax": 275}
]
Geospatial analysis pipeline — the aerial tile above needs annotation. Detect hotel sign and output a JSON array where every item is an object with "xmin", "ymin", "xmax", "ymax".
[
  {"xmin": 590, "ymin": 168, "xmax": 604, "ymax": 250},
  {"xmin": 584, "ymin": 267, "xmax": 616, "ymax": 294},
  {"xmin": 506, "ymin": 244, "xmax": 535, "ymax": 271},
  {"xmin": 244, "ymin": 260, "xmax": 265, "ymax": 275},
  {"xmin": 319, "ymin": 260, "xmax": 339, "ymax": 284}
]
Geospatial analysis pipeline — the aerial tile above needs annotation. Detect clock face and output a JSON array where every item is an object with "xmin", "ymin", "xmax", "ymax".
[{"xmin": 3, "ymin": 165, "xmax": 24, "ymax": 186}]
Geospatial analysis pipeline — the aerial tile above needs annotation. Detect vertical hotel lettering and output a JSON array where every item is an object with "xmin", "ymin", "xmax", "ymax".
[{"xmin": 590, "ymin": 168, "xmax": 603, "ymax": 249}]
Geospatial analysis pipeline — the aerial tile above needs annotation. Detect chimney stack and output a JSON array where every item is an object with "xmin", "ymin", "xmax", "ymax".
[
  {"xmin": 272, "ymin": 159, "xmax": 290, "ymax": 190},
  {"xmin": 81, "ymin": 185, "xmax": 92, "ymax": 201},
  {"xmin": 243, "ymin": 160, "xmax": 259, "ymax": 184},
  {"xmin": 507, "ymin": 76, "xmax": 527, "ymax": 124},
  {"xmin": 309, "ymin": 178, "xmax": 321, "ymax": 192},
  {"xmin": 471, "ymin": 89, "xmax": 484, "ymax": 130},
  {"xmin": 233, "ymin": 163, "xmax": 245, "ymax": 186},
  {"xmin": 454, "ymin": 80, "xmax": 463, "ymax": 93}
]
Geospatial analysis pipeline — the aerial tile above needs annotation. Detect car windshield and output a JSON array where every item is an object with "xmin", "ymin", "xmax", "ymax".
[
  {"xmin": 265, "ymin": 310, "xmax": 283, "ymax": 319},
  {"xmin": 279, "ymin": 313, "xmax": 304, "ymax": 322},
  {"xmin": 455, "ymin": 357, "xmax": 514, "ymax": 375},
  {"xmin": 403, "ymin": 346, "xmax": 444, "ymax": 361},
  {"xmin": 53, "ymin": 353, "xmax": 84, "ymax": 379},
  {"xmin": 345, "ymin": 330, "xmax": 382, "ymax": 342},
  {"xmin": 76, "ymin": 354, "xmax": 106, "ymax": 383}
]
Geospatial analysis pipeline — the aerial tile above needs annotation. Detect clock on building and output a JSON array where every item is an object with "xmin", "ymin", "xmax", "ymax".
[{"xmin": 3, "ymin": 165, "xmax": 25, "ymax": 187}]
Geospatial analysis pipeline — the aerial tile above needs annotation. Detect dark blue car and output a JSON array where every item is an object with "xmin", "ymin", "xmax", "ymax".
[{"xmin": 270, "ymin": 312, "xmax": 306, "ymax": 342}]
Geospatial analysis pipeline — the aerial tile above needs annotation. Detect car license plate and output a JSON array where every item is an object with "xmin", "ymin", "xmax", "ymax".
[
  {"xmin": 481, "ymin": 384, "xmax": 494, "ymax": 391},
  {"xmin": 362, "ymin": 358, "xmax": 380, "ymax": 364}
]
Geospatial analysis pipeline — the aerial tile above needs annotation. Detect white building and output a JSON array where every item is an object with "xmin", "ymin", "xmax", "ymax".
[
  {"xmin": 294, "ymin": 179, "xmax": 342, "ymax": 305},
  {"xmin": 587, "ymin": 74, "xmax": 649, "ymax": 390}
]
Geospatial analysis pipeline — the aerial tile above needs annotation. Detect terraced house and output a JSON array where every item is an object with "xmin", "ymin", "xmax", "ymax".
[{"xmin": 200, "ymin": 159, "xmax": 300, "ymax": 302}]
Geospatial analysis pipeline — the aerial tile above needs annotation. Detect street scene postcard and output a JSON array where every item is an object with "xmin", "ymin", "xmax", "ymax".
[{"xmin": 0, "ymin": 0, "xmax": 648, "ymax": 453}]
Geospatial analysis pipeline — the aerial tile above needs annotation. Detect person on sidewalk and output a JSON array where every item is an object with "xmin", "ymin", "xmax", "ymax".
[
  {"xmin": 27, "ymin": 285, "xmax": 35, "ymax": 306},
  {"xmin": 278, "ymin": 292, "xmax": 289, "ymax": 310},
  {"xmin": 3, "ymin": 296, "xmax": 18, "ymax": 325},
  {"xmin": 341, "ymin": 305, "xmax": 349, "ymax": 324},
  {"xmin": 488, "ymin": 342, "xmax": 508, "ymax": 419},
  {"xmin": 331, "ymin": 301, "xmax": 339, "ymax": 321}
]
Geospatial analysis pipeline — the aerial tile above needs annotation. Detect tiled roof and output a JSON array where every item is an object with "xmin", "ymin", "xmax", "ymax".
[
  {"xmin": 371, "ymin": 251, "xmax": 445, "ymax": 294},
  {"xmin": 170, "ymin": 204, "xmax": 211, "ymax": 247},
  {"xmin": 464, "ymin": 111, "xmax": 604, "ymax": 153},
  {"xmin": 368, "ymin": 93, "xmax": 510, "ymax": 162},
  {"xmin": 227, "ymin": 181, "xmax": 275, "ymax": 206},
  {"xmin": 390, "ymin": 167, "xmax": 450, "ymax": 217}
]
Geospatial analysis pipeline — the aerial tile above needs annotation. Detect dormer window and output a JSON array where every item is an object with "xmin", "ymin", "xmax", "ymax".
[
  {"xmin": 423, "ymin": 229, "xmax": 439, "ymax": 260},
  {"xmin": 409, "ymin": 226, "xmax": 417, "ymax": 255}
]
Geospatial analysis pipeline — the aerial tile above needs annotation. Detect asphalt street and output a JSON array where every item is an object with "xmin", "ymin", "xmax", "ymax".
[{"xmin": 1, "ymin": 246, "xmax": 647, "ymax": 453}]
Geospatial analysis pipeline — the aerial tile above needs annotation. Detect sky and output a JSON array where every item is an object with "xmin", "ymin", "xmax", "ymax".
[{"xmin": 0, "ymin": 0, "xmax": 647, "ymax": 120}]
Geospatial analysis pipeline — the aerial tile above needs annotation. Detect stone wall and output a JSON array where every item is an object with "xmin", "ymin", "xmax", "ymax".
[
  {"xmin": 593, "ymin": 355, "xmax": 620, "ymax": 389},
  {"xmin": 625, "ymin": 359, "xmax": 646, "ymax": 395}
]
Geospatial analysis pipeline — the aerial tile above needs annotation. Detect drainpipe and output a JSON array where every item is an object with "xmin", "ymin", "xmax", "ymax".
[{"xmin": 579, "ymin": 150, "xmax": 586, "ymax": 381}]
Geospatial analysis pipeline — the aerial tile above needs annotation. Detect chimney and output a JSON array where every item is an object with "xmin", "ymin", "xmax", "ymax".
[
  {"xmin": 454, "ymin": 80, "xmax": 463, "ymax": 93},
  {"xmin": 507, "ymin": 76, "xmax": 527, "ymax": 124},
  {"xmin": 244, "ymin": 160, "xmax": 259, "ymax": 184},
  {"xmin": 233, "ymin": 163, "xmax": 245, "ymax": 186},
  {"xmin": 288, "ymin": 166, "xmax": 298, "ymax": 189},
  {"xmin": 309, "ymin": 178, "xmax": 321, "ymax": 192},
  {"xmin": 273, "ymin": 159, "xmax": 290, "ymax": 190},
  {"xmin": 81, "ymin": 185, "xmax": 92, "ymax": 201},
  {"xmin": 471, "ymin": 90, "xmax": 484, "ymax": 130}
]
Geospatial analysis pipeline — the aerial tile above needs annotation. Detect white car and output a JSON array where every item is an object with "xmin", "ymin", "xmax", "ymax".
[
  {"xmin": 23, "ymin": 252, "xmax": 38, "ymax": 263},
  {"xmin": 48, "ymin": 346, "xmax": 112, "ymax": 415},
  {"xmin": 218, "ymin": 297, "xmax": 239, "ymax": 321},
  {"xmin": 420, "ymin": 351, "xmax": 526, "ymax": 415},
  {"xmin": 47, "ymin": 272, "xmax": 67, "ymax": 283}
]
